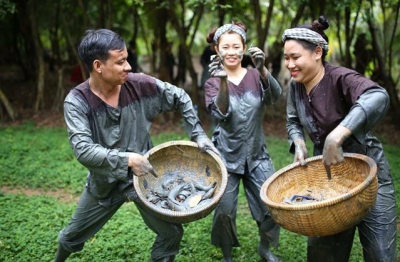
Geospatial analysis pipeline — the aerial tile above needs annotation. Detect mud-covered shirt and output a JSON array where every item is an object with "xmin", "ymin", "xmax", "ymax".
[
  {"xmin": 204, "ymin": 69, "xmax": 282, "ymax": 174},
  {"xmin": 286, "ymin": 62, "xmax": 389, "ymax": 164},
  {"xmin": 64, "ymin": 72, "xmax": 206, "ymax": 199}
]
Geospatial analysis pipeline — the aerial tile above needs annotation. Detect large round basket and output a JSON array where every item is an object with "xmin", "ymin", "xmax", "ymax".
[
  {"xmin": 133, "ymin": 140, "xmax": 228, "ymax": 224},
  {"xmin": 260, "ymin": 153, "xmax": 378, "ymax": 237}
]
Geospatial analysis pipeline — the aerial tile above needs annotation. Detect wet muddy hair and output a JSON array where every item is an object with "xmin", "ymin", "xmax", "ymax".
[
  {"xmin": 206, "ymin": 21, "xmax": 247, "ymax": 46},
  {"xmin": 78, "ymin": 29, "xmax": 126, "ymax": 72},
  {"xmin": 294, "ymin": 16, "xmax": 330, "ymax": 60}
]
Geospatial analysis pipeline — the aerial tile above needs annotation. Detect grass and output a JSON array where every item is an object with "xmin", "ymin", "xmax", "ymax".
[{"xmin": 0, "ymin": 121, "xmax": 398, "ymax": 261}]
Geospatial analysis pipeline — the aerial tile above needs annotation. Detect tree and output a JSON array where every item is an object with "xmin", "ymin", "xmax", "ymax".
[
  {"xmin": 366, "ymin": 0, "xmax": 400, "ymax": 123},
  {"xmin": 27, "ymin": 0, "xmax": 46, "ymax": 112},
  {"xmin": 168, "ymin": 0, "xmax": 205, "ymax": 105},
  {"xmin": 0, "ymin": 0, "xmax": 17, "ymax": 121},
  {"xmin": 0, "ymin": 89, "xmax": 15, "ymax": 121},
  {"xmin": 251, "ymin": 0, "xmax": 275, "ymax": 51},
  {"xmin": 0, "ymin": 0, "xmax": 398, "ymax": 123}
]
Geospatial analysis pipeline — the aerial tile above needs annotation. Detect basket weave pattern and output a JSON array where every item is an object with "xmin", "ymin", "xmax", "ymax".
[
  {"xmin": 134, "ymin": 140, "xmax": 228, "ymax": 224},
  {"xmin": 260, "ymin": 153, "xmax": 378, "ymax": 236}
]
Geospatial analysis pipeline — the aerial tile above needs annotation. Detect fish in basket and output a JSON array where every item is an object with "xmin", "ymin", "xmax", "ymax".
[
  {"xmin": 260, "ymin": 153, "xmax": 378, "ymax": 236},
  {"xmin": 133, "ymin": 140, "xmax": 228, "ymax": 224}
]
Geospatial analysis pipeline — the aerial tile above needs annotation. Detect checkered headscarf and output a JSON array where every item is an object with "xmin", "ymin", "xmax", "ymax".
[
  {"xmin": 282, "ymin": 28, "xmax": 329, "ymax": 52},
  {"xmin": 213, "ymin": 24, "xmax": 246, "ymax": 43}
]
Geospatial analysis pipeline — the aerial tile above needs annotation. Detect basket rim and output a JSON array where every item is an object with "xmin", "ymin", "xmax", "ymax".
[
  {"xmin": 133, "ymin": 140, "xmax": 228, "ymax": 221},
  {"xmin": 260, "ymin": 153, "xmax": 377, "ymax": 211}
]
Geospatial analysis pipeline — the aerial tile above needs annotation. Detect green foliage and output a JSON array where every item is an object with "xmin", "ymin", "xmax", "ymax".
[
  {"xmin": 0, "ymin": 125, "xmax": 399, "ymax": 261},
  {"xmin": 0, "ymin": 122, "xmax": 85, "ymax": 194},
  {"xmin": 150, "ymin": 131, "xmax": 190, "ymax": 146},
  {"xmin": 0, "ymin": 193, "xmax": 74, "ymax": 261},
  {"xmin": 0, "ymin": 0, "xmax": 15, "ymax": 20}
]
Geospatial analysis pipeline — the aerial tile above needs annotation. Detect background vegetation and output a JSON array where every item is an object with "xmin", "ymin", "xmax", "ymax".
[
  {"xmin": 0, "ymin": 0, "xmax": 399, "ymax": 125},
  {"xmin": 0, "ymin": 123, "xmax": 399, "ymax": 261}
]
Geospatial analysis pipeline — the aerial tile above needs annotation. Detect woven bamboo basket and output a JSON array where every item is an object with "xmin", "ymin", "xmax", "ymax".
[
  {"xmin": 133, "ymin": 140, "xmax": 228, "ymax": 224},
  {"xmin": 260, "ymin": 153, "xmax": 378, "ymax": 236}
]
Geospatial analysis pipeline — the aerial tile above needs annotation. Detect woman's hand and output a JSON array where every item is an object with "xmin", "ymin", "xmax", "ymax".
[
  {"xmin": 208, "ymin": 54, "xmax": 227, "ymax": 78},
  {"xmin": 248, "ymin": 46, "xmax": 265, "ymax": 71},
  {"xmin": 293, "ymin": 138, "xmax": 308, "ymax": 166},
  {"xmin": 322, "ymin": 125, "xmax": 351, "ymax": 166}
]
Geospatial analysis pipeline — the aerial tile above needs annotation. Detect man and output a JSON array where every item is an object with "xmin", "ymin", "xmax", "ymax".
[{"xmin": 55, "ymin": 29, "xmax": 217, "ymax": 262}]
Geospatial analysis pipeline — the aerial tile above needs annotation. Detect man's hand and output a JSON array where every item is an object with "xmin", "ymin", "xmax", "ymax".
[
  {"xmin": 195, "ymin": 135, "xmax": 220, "ymax": 156},
  {"xmin": 128, "ymin": 153, "xmax": 158, "ymax": 177},
  {"xmin": 209, "ymin": 55, "xmax": 227, "ymax": 78},
  {"xmin": 248, "ymin": 46, "xmax": 265, "ymax": 71},
  {"xmin": 293, "ymin": 138, "xmax": 308, "ymax": 166}
]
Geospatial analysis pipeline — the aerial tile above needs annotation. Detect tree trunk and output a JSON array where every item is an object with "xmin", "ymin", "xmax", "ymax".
[
  {"xmin": 15, "ymin": 0, "xmax": 36, "ymax": 80},
  {"xmin": 344, "ymin": 7, "xmax": 352, "ymax": 68},
  {"xmin": 77, "ymin": 0, "xmax": 88, "ymax": 29},
  {"xmin": 98, "ymin": 0, "xmax": 106, "ymax": 28},
  {"xmin": 290, "ymin": 2, "xmax": 306, "ymax": 27},
  {"xmin": 387, "ymin": 0, "xmax": 399, "ymax": 82},
  {"xmin": 135, "ymin": 7, "xmax": 153, "ymax": 73},
  {"xmin": 253, "ymin": 0, "xmax": 274, "ymax": 50},
  {"xmin": 252, "ymin": 0, "xmax": 262, "ymax": 44},
  {"xmin": 50, "ymin": 0, "xmax": 65, "ymax": 112},
  {"xmin": 34, "ymin": 60, "xmax": 46, "ymax": 112},
  {"xmin": 28, "ymin": 0, "xmax": 46, "ymax": 112},
  {"xmin": 12, "ymin": 14, "xmax": 29, "ymax": 80},
  {"xmin": 0, "ymin": 89, "xmax": 16, "ymax": 121},
  {"xmin": 53, "ymin": 66, "xmax": 64, "ymax": 112},
  {"xmin": 61, "ymin": 13, "xmax": 87, "ymax": 81},
  {"xmin": 168, "ymin": 0, "xmax": 204, "ymax": 113},
  {"xmin": 367, "ymin": 8, "xmax": 400, "ymax": 126},
  {"xmin": 217, "ymin": 0, "xmax": 226, "ymax": 25},
  {"xmin": 335, "ymin": 11, "xmax": 344, "ymax": 61},
  {"xmin": 106, "ymin": 0, "xmax": 113, "ymax": 29},
  {"xmin": 157, "ymin": 6, "xmax": 172, "ymax": 83}
]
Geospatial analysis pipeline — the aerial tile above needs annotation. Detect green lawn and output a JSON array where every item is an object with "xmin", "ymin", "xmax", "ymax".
[{"xmin": 0, "ymin": 122, "xmax": 398, "ymax": 261}]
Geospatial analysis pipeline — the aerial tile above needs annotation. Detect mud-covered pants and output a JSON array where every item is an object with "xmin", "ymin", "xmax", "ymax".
[
  {"xmin": 308, "ymin": 152, "xmax": 397, "ymax": 262},
  {"xmin": 57, "ymin": 185, "xmax": 183, "ymax": 261},
  {"xmin": 211, "ymin": 160, "xmax": 280, "ymax": 250}
]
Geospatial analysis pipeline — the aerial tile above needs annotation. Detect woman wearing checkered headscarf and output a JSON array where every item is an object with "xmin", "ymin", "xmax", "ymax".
[
  {"xmin": 283, "ymin": 16, "xmax": 397, "ymax": 262},
  {"xmin": 204, "ymin": 21, "xmax": 283, "ymax": 262}
]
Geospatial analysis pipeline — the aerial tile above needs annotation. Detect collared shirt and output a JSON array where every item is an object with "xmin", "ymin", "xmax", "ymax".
[
  {"xmin": 64, "ymin": 72, "xmax": 205, "ymax": 199},
  {"xmin": 204, "ymin": 69, "xmax": 282, "ymax": 174}
]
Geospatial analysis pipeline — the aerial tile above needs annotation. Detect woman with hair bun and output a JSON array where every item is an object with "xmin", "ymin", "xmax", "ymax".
[
  {"xmin": 282, "ymin": 16, "xmax": 397, "ymax": 261},
  {"xmin": 204, "ymin": 21, "xmax": 282, "ymax": 262}
]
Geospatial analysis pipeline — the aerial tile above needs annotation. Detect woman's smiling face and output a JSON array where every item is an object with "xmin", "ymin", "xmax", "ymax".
[
  {"xmin": 216, "ymin": 33, "xmax": 246, "ymax": 69},
  {"xmin": 283, "ymin": 39, "xmax": 322, "ymax": 85}
]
